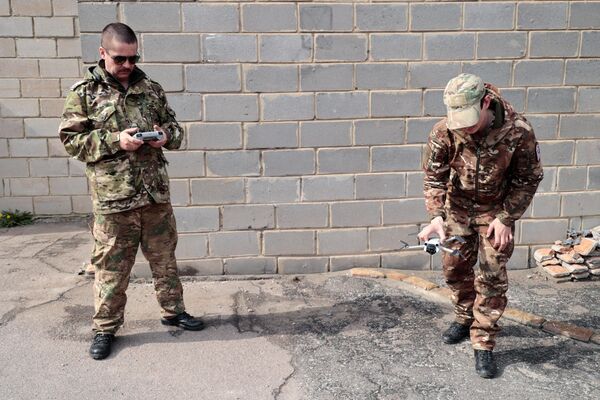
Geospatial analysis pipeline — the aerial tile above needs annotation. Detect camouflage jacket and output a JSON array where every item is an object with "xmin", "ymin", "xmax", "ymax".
[
  {"xmin": 423, "ymin": 85, "xmax": 544, "ymax": 227},
  {"xmin": 59, "ymin": 62, "xmax": 183, "ymax": 215}
]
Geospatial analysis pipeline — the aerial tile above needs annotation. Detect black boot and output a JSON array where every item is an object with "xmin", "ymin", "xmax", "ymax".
[
  {"xmin": 474, "ymin": 349, "xmax": 497, "ymax": 379},
  {"xmin": 89, "ymin": 333, "xmax": 114, "ymax": 360},
  {"xmin": 161, "ymin": 311, "xmax": 205, "ymax": 331},
  {"xmin": 442, "ymin": 322, "xmax": 470, "ymax": 344}
]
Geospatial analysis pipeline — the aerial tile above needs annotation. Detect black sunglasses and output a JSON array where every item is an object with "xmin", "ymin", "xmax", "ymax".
[{"xmin": 104, "ymin": 49, "xmax": 140, "ymax": 65}]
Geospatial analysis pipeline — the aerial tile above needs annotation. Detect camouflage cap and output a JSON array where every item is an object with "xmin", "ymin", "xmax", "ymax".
[{"xmin": 443, "ymin": 73, "xmax": 486, "ymax": 130}]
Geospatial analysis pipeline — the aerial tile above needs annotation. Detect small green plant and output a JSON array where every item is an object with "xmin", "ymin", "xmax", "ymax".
[{"xmin": 0, "ymin": 209, "xmax": 33, "ymax": 228}]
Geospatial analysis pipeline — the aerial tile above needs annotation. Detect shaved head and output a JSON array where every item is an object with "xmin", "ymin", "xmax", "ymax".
[{"xmin": 101, "ymin": 23, "xmax": 137, "ymax": 49}]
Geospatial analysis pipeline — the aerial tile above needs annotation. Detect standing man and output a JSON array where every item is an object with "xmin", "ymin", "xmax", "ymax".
[
  {"xmin": 59, "ymin": 23, "xmax": 204, "ymax": 360},
  {"xmin": 418, "ymin": 74, "xmax": 543, "ymax": 378}
]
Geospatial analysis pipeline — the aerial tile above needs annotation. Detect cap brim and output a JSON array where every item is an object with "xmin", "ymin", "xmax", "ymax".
[{"xmin": 446, "ymin": 105, "xmax": 481, "ymax": 130}]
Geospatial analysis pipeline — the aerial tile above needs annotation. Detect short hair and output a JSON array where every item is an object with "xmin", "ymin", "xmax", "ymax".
[{"xmin": 101, "ymin": 23, "xmax": 137, "ymax": 49}]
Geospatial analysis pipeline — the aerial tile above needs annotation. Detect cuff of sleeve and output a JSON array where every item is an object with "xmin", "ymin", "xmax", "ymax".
[
  {"xmin": 107, "ymin": 131, "xmax": 121, "ymax": 154},
  {"xmin": 496, "ymin": 212, "xmax": 513, "ymax": 227},
  {"xmin": 428, "ymin": 211, "xmax": 446, "ymax": 221}
]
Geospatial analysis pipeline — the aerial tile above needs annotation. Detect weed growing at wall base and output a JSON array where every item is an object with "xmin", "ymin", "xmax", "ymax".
[{"xmin": 0, "ymin": 210, "xmax": 33, "ymax": 228}]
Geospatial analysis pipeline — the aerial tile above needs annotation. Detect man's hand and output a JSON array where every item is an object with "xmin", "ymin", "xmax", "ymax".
[
  {"xmin": 148, "ymin": 125, "xmax": 168, "ymax": 149},
  {"xmin": 486, "ymin": 218, "xmax": 513, "ymax": 251},
  {"xmin": 418, "ymin": 216, "xmax": 446, "ymax": 243},
  {"xmin": 119, "ymin": 127, "xmax": 143, "ymax": 151}
]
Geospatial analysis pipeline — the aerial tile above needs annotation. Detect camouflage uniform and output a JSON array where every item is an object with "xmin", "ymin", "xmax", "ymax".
[
  {"xmin": 423, "ymin": 80, "xmax": 543, "ymax": 350},
  {"xmin": 59, "ymin": 61, "xmax": 185, "ymax": 333}
]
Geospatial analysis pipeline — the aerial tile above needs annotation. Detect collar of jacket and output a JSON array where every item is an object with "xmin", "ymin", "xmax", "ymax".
[{"xmin": 85, "ymin": 60, "xmax": 146, "ymax": 92}]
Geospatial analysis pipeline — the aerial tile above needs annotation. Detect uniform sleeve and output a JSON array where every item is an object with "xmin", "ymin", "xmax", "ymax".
[
  {"xmin": 496, "ymin": 123, "xmax": 544, "ymax": 226},
  {"xmin": 58, "ymin": 90, "xmax": 122, "ymax": 163},
  {"xmin": 154, "ymin": 85, "xmax": 183, "ymax": 151},
  {"xmin": 423, "ymin": 127, "xmax": 451, "ymax": 220}
]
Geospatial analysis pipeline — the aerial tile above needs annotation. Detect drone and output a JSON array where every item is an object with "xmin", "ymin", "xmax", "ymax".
[{"xmin": 399, "ymin": 236, "xmax": 466, "ymax": 258}]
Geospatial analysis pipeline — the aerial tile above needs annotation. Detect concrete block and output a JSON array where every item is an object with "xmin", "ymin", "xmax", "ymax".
[
  {"xmin": 506, "ymin": 246, "xmax": 530, "ymax": 270},
  {"xmin": 242, "ymin": 4, "xmax": 296, "ymax": 33},
  {"xmin": 371, "ymin": 90, "xmax": 422, "ymax": 118},
  {"xmin": 0, "ymin": 60, "xmax": 39, "ymax": 78},
  {"xmin": 299, "ymin": 4, "xmax": 353, "ymax": 32},
  {"xmin": 245, "ymin": 65, "xmax": 298, "ymax": 93},
  {"xmin": 0, "ymin": 17, "xmax": 33, "ymax": 37},
  {"xmin": 16, "ymin": 38, "xmax": 55, "ymax": 58},
  {"xmin": 538, "ymin": 167, "xmax": 557, "ymax": 193},
  {"xmin": 144, "ymin": 34, "xmax": 201, "ymax": 63},
  {"xmin": 382, "ymin": 251, "xmax": 430, "ymax": 270},
  {"xmin": 406, "ymin": 118, "xmax": 442, "ymax": 144},
  {"xmin": 370, "ymin": 34, "xmax": 421, "ymax": 61},
  {"xmin": 29, "ymin": 158, "xmax": 68, "ymax": 177},
  {"xmin": 68, "ymin": 159, "xmax": 85, "ymax": 177},
  {"xmin": 12, "ymin": 0, "xmax": 52, "ymax": 16},
  {"xmin": 538, "ymin": 140, "xmax": 574, "ymax": 166},
  {"xmin": 33, "ymin": 196, "xmax": 71, "ymax": 215},
  {"xmin": 0, "ymin": 139, "xmax": 6, "ymax": 157},
  {"xmin": 188, "ymin": 123, "xmax": 242, "ymax": 150},
  {"xmin": 0, "ymin": 197, "xmax": 33, "ymax": 213},
  {"xmin": 223, "ymin": 204, "xmax": 274, "ymax": 230},
  {"xmin": 423, "ymin": 89, "xmax": 445, "ymax": 117},
  {"xmin": 316, "ymin": 92, "xmax": 368, "ymax": 119},
  {"xmin": 209, "ymin": 231, "xmax": 260, "ymax": 257},
  {"xmin": 382, "ymin": 199, "xmax": 428, "ymax": 225},
  {"xmin": 247, "ymin": 177, "xmax": 300, "ymax": 203},
  {"xmin": 356, "ymin": 4, "xmax": 408, "ymax": 32},
  {"xmin": 9, "ymin": 178, "xmax": 48, "ymax": 196},
  {"xmin": 464, "ymin": 2, "xmax": 515, "ymax": 30},
  {"xmin": 79, "ymin": 34, "xmax": 100, "ymax": 63},
  {"xmin": 261, "ymin": 93, "xmax": 314, "ymax": 121},
  {"xmin": 331, "ymin": 201, "xmax": 380, "ymax": 228},
  {"xmin": 224, "ymin": 257, "xmax": 276, "ymax": 275},
  {"xmin": 301, "ymin": 175, "xmax": 354, "ymax": 201},
  {"xmin": 0, "ymin": 99, "xmax": 39, "ymax": 118},
  {"xmin": 500, "ymin": 88, "xmax": 526, "ymax": 113},
  {"xmin": 278, "ymin": 257, "xmax": 329, "ymax": 274},
  {"xmin": 173, "ymin": 206, "xmax": 219, "ymax": 233},
  {"xmin": 53, "ymin": 0, "xmax": 78, "ymax": 17},
  {"xmin": 77, "ymin": 3, "xmax": 117, "ymax": 32},
  {"xmin": 515, "ymin": 61, "xmax": 564, "ymax": 86},
  {"xmin": 185, "ymin": 64, "xmax": 241, "ymax": 93},
  {"xmin": 165, "ymin": 94, "xmax": 202, "ymax": 122},
  {"xmin": 264, "ymin": 149, "xmax": 315, "ymax": 177},
  {"xmin": 406, "ymin": 172, "xmax": 425, "ymax": 197},
  {"xmin": 24, "ymin": 118, "xmax": 60, "ymax": 138},
  {"xmin": 477, "ymin": 32, "xmax": 527, "ymax": 59},
  {"xmin": 462, "ymin": 61, "xmax": 513, "ymax": 87},
  {"xmin": 561, "ymin": 193, "xmax": 600, "ymax": 217},
  {"xmin": 47, "ymin": 138, "xmax": 68, "ymax": 157},
  {"xmin": 566, "ymin": 60, "xmax": 600, "ymax": 85},
  {"xmin": 174, "ymin": 259, "xmax": 223, "ymax": 277},
  {"xmin": 122, "ymin": 3, "xmax": 180, "ymax": 32},
  {"xmin": 40, "ymin": 99, "xmax": 65, "ymax": 117},
  {"xmin": 581, "ymin": 31, "xmax": 600, "ymax": 57},
  {"xmin": 408, "ymin": 62, "xmax": 462, "ymax": 89},
  {"xmin": 0, "ymin": 159, "xmax": 29, "ymax": 178},
  {"xmin": 531, "ymin": 193, "xmax": 561, "ymax": 218},
  {"xmin": 557, "ymin": 167, "xmax": 587, "ymax": 192},
  {"xmin": 315, "ymin": 34, "xmax": 368, "ymax": 62},
  {"xmin": 34, "ymin": 17, "xmax": 73, "ymax": 37},
  {"xmin": 317, "ymin": 148, "xmax": 369, "ymax": 174},
  {"xmin": 562, "ymin": 116, "xmax": 600, "ymax": 139},
  {"xmin": 169, "ymin": 179, "xmax": 189, "ymax": 206},
  {"xmin": 410, "ymin": 3, "xmax": 461, "ymax": 31},
  {"xmin": 40, "ymin": 59, "xmax": 79, "ymax": 78},
  {"xmin": 530, "ymin": 32, "xmax": 579, "ymax": 58},
  {"xmin": 264, "ymin": 230, "xmax": 315, "ymax": 256},
  {"xmin": 204, "ymin": 94, "xmax": 258, "ymax": 122},
  {"xmin": 49, "ymin": 177, "xmax": 87, "ymax": 195},
  {"xmin": 191, "ymin": 178, "xmax": 245, "ymax": 205},
  {"xmin": 356, "ymin": 63, "xmax": 407, "ymax": 90},
  {"xmin": 175, "ymin": 234, "xmax": 208, "ymax": 260},
  {"xmin": 527, "ymin": 88, "xmax": 575, "ymax": 113},
  {"xmin": 354, "ymin": 120, "xmax": 404, "ymax": 145},
  {"xmin": 570, "ymin": 2, "xmax": 600, "ymax": 28},
  {"xmin": 588, "ymin": 167, "xmax": 600, "ymax": 190},
  {"xmin": 8, "ymin": 138, "xmax": 46, "ymax": 157},
  {"xmin": 0, "ymin": 79, "xmax": 19, "ymax": 98},
  {"xmin": 163, "ymin": 151, "xmax": 205, "ymax": 178},
  {"xmin": 276, "ymin": 203, "xmax": 328, "ymax": 229},
  {"xmin": 71, "ymin": 195, "xmax": 92, "ymax": 214},
  {"xmin": 0, "ymin": 0, "xmax": 7, "ymax": 15},
  {"xmin": 22, "ymin": 79, "xmax": 60, "ymax": 98},
  {"xmin": 330, "ymin": 255, "xmax": 380, "ymax": 272},
  {"xmin": 372, "ymin": 145, "xmax": 422, "ymax": 172},
  {"xmin": 520, "ymin": 219, "xmax": 570, "ymax": 244},
  {"xmin": 142, "ymin": 65, "xmax": 183, "ymax": 92},
  {"xmin": 0, "ymin": 38, "xmax": 15, "ymax": 57},
  {"xmin": 206, "ymin": 150, "xmax": 259, "ymax": 177},
  {"xmin": 182, "ymin": 4, "xmax": 239, "ymax": 33},
  {"xmin": 260, "ymin": 35, "xmax": 312, "ymax": 63},
  {"xmin": 523, "ymin": 114, "xmax": 558, "ymax": 140},
  {"xmin": 245, "ymin": 122, "xmax": 298, "ymax": 149},
  {"xmin": 300, "ymin": 64, "xmax": 353, "ymax": 91},
  {"xmin": 317, "ymin": 228, "xmax": 368, "ymax": 255},
  {"xmin": 370, "ymin": 225, "xmax": 417, "ymax": 251},
  {"xmin": 300, "ymin": 121, "xmax": 352, "ymax": 147},
  {"xmin": 578, "ymin": 87, "xmax": 600, "ymax": 113},
  {"xmin": 517, "ymin": 2, "xmax": 567, "ymax": 30},
  {"xmin": 355, "ymin": 173, "xmax": 406, "ymax": 200},
  {"xmin": 424, "ymin": 33, "xmax": 475, "ymax": 61}
]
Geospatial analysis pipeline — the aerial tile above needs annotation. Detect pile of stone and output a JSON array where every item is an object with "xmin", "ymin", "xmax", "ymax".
[{"xmin": 534, "ymin": 226, "xmax": 600, "ymax": 282}]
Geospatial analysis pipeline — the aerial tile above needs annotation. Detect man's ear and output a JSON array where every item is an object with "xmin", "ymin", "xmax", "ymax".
[
  {"xmin": 99, "ymin": 46, "xmax": 106, "ymax": 60},
  {"xmin": 482, "ymin": 94, "xmax": 492, "ymax": 110}
]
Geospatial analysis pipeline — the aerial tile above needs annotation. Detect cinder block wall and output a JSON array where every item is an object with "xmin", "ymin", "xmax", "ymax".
[{"xmin": 1, "ymin": 1, "xmax": 600, "ymax": 274}]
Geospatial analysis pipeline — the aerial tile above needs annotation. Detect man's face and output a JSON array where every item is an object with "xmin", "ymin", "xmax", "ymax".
[{"xmin": 99, "ymin": 40, "xmax": 138, "ymax": 83}]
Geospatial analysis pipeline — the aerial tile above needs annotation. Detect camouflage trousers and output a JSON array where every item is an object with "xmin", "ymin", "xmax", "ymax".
[
  {"xmin": 91, "ymin": 203, "xmax": 185, "ymax": 333},
  {"xmin": 442, "ymin": 224, "xmax": 513, "ymax": 351}
]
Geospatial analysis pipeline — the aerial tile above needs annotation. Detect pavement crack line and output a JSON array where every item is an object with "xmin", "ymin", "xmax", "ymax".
[{"xmin": 272, "ymin": 361, "xmax": 297, "ymax": 400}]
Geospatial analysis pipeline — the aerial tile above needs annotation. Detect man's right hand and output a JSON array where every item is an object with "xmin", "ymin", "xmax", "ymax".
[
  {"xmin": 119, "ymin": 127, "xmax": 143, "ymax": 151},
  {"xmin": 418, "ymin": 216, "xmax": 446, "ymax": 243}
]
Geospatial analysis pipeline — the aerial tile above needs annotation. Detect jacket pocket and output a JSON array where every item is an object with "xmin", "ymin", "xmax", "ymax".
[
  {"xmin": 89, "ymin": 104, "xmax": 117, "ymax": 130},
  {"xmin": 92, "ymin": 156, "xmax": 137, "ymax": 202}
]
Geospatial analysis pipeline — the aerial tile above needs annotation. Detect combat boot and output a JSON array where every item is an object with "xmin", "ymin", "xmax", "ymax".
[
  {"xmin": 474, "ymin": 349, "xmax": 497, "ymax": 379},
  {"xmin": 89, "ymin": 333, "xmax": 114, "ymax": 360},
  {"xmin": 442, "ymin": 322, "xmax": 470, "ymax": 344},
  {"xmin": 161, "ymin": 311, "xmax": 205, "ymax": 331}
]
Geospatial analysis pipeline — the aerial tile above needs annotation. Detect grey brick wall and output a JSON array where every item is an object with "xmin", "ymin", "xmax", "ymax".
[{"xmin": 1, "ymin": 1, "xmax": 599, "ymax": 276}]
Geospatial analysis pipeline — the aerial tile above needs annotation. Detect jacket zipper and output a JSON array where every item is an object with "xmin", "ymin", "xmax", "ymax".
[{"xmin": 475, "ymin": 145, "xmax": 481, "ymax": 203}]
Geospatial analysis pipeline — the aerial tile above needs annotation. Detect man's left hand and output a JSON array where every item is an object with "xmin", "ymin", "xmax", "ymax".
[
  {"xmin": 149, "ymin": 124, "xmax": 168, "ymax": 149},
  {"xmin": 486, "ymin": 218, "xmax": 513, "ymax": 251}
]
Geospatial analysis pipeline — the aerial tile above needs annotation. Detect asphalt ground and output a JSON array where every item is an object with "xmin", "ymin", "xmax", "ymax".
[{"xmin": 1, "ymin": 221, "xmax": 599, "ymax": 400}]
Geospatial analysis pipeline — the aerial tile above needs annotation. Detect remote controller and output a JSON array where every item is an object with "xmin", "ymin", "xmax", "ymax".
[{"xmin": 133, "ymin": 131, "xmax": 163, "ymax": 142}]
